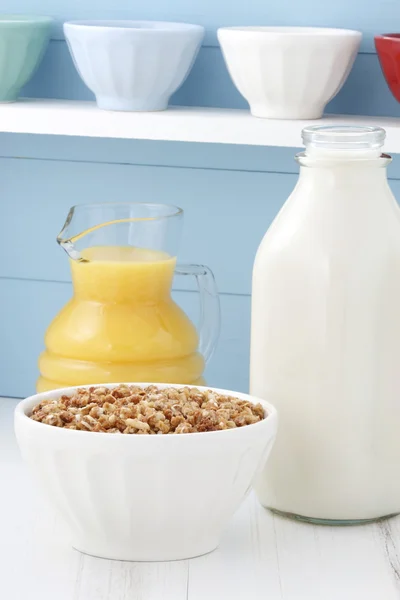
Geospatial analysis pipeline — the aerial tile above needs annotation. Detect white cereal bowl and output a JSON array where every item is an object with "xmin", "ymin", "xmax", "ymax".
[
  {"xmin": 14, "ymin": 383, "xmax": 277, "ymax": 561},
  {"xmin": 217, "ymin": 26, "xmax": 362, "ymax": 120},
  {"xmin": 64, "ymin": 20, "xmax": 205, "ymax": 111}
]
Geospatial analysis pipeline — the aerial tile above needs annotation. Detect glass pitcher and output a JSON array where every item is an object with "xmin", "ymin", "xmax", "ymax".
[{"xmin": 37, "ymin": 203, "xmax": 220, "ymax": 392}]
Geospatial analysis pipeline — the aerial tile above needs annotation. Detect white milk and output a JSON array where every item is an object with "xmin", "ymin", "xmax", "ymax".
[{"xmin": 251, "ymin": 126, "xmax": 400, "ymax": 523}]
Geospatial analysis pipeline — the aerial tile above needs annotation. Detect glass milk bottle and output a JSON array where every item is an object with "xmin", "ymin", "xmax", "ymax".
[{"xmin": 251, "ymin": 126, "xmax": 400, "ymax": 524}]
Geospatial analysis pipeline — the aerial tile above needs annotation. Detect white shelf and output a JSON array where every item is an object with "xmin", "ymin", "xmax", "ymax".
[
  {"xmin": 1, "ymin": 395, "xmax": 400, "ymax": 600},
  {"xmin": 0, "ymin": 98, "xmax": 400, "ymax": 149}
]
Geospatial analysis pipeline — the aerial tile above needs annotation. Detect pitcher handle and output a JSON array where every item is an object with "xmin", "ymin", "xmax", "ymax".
[{"xmin": 175, "ymin": 264, "xmax": 220, "ymax": 364}]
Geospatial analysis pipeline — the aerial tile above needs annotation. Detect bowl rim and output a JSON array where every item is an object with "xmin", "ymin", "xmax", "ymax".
[
  {"xmin": 0, "ymin": 15, "xmax": 53, "ymax": 25},
  {"xmin": 64, "ymin": 20, "xmax": 205, "ymax": 34},
  {"xmin": 375, "ymin": 33, "xmax": 400, "ymax": 42},
  {"xmin": 15, "ymin": 382, "xmax": 277, "ymax": 440},
  {"xmin": 218, "ymin": 26, "xmax": 362, "ymax": 37}
]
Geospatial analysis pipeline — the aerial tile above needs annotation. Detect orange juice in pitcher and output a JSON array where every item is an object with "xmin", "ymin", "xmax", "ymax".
[{"xmin": 37, "ymin": 203, "xmax": 220, "ymax": 392}]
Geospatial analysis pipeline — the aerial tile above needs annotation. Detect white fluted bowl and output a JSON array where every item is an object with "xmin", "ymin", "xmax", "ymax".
[
  {"xmin": 64, "ymin": 20, "xmax": 204, "ymax": 111},
  {"xmin": 14, "ymin": 383, "xmax": 277, "ymax": 561},
  {"xmin": 218, "ymin": 27, "xmax": 362, "ymax": 119}
]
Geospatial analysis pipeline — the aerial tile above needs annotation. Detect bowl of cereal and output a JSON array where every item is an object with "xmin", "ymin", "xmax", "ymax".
[{"xmin": 14, "ymin": 383, "xmax": 277, "ymax": 561}]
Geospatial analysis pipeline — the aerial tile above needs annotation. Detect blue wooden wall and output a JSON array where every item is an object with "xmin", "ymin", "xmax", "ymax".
[{"xmin": 2, "ymin": 1, "xmax": 400, "ymax": 398}]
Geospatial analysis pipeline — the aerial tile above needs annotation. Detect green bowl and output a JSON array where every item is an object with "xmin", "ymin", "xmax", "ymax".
[{"xmin": 0, "ymin": 15, "xmax": 53, "ymax": 102}]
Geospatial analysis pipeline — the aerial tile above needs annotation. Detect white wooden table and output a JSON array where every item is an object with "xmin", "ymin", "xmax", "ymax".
[{"xmin": 2, "ymin": 396, "xmax": 400, "ymax": 600}]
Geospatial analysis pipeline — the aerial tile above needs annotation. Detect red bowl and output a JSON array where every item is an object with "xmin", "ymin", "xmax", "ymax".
[{"xmin": 375, "ymin": 34, "xmax": 400, "ymax": 102}]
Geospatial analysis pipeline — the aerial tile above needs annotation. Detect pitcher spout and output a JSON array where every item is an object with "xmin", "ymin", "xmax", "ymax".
[{"xmin": 57, "ymin": 205, "xmax": 85, "ymax": 261}]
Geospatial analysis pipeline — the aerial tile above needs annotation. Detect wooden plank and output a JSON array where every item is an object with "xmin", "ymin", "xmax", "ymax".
[
  {"xmin": 0, "ymin": 156, "xmax": 295, "ymax": 291},
  {"xmin": 270, "ymin": 509, "xmax": 399, "ymax": 599},
  {"xmin": 0, "ymin": 133, "xmax": 300, "ymax": 174},
  {"xmin": 0, "ymin": 0, "xmax": 399, "ymax": 51},
  {"xmin": 2, "ymin": 156, "xmax": 400, "ymax": 291},
  {"xmin": 0, "ymin": 280, "xmax": 251, "ymax": 398}
]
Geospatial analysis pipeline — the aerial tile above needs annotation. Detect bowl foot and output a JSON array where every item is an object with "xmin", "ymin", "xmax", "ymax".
[
  {"xmin": 0, "ymin": 91, "xmax": 19, "ymax": 103},
  {"xmin": 250, "ymin": 104, "xmax": 324, "ymax": 120},
  {"xmin": 96, "ymin": 96, "xmax": 169, "ymax": 112},
  {"xmin": 72, "ymin": 537, "xmax": 219, "ymax": 562}
]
